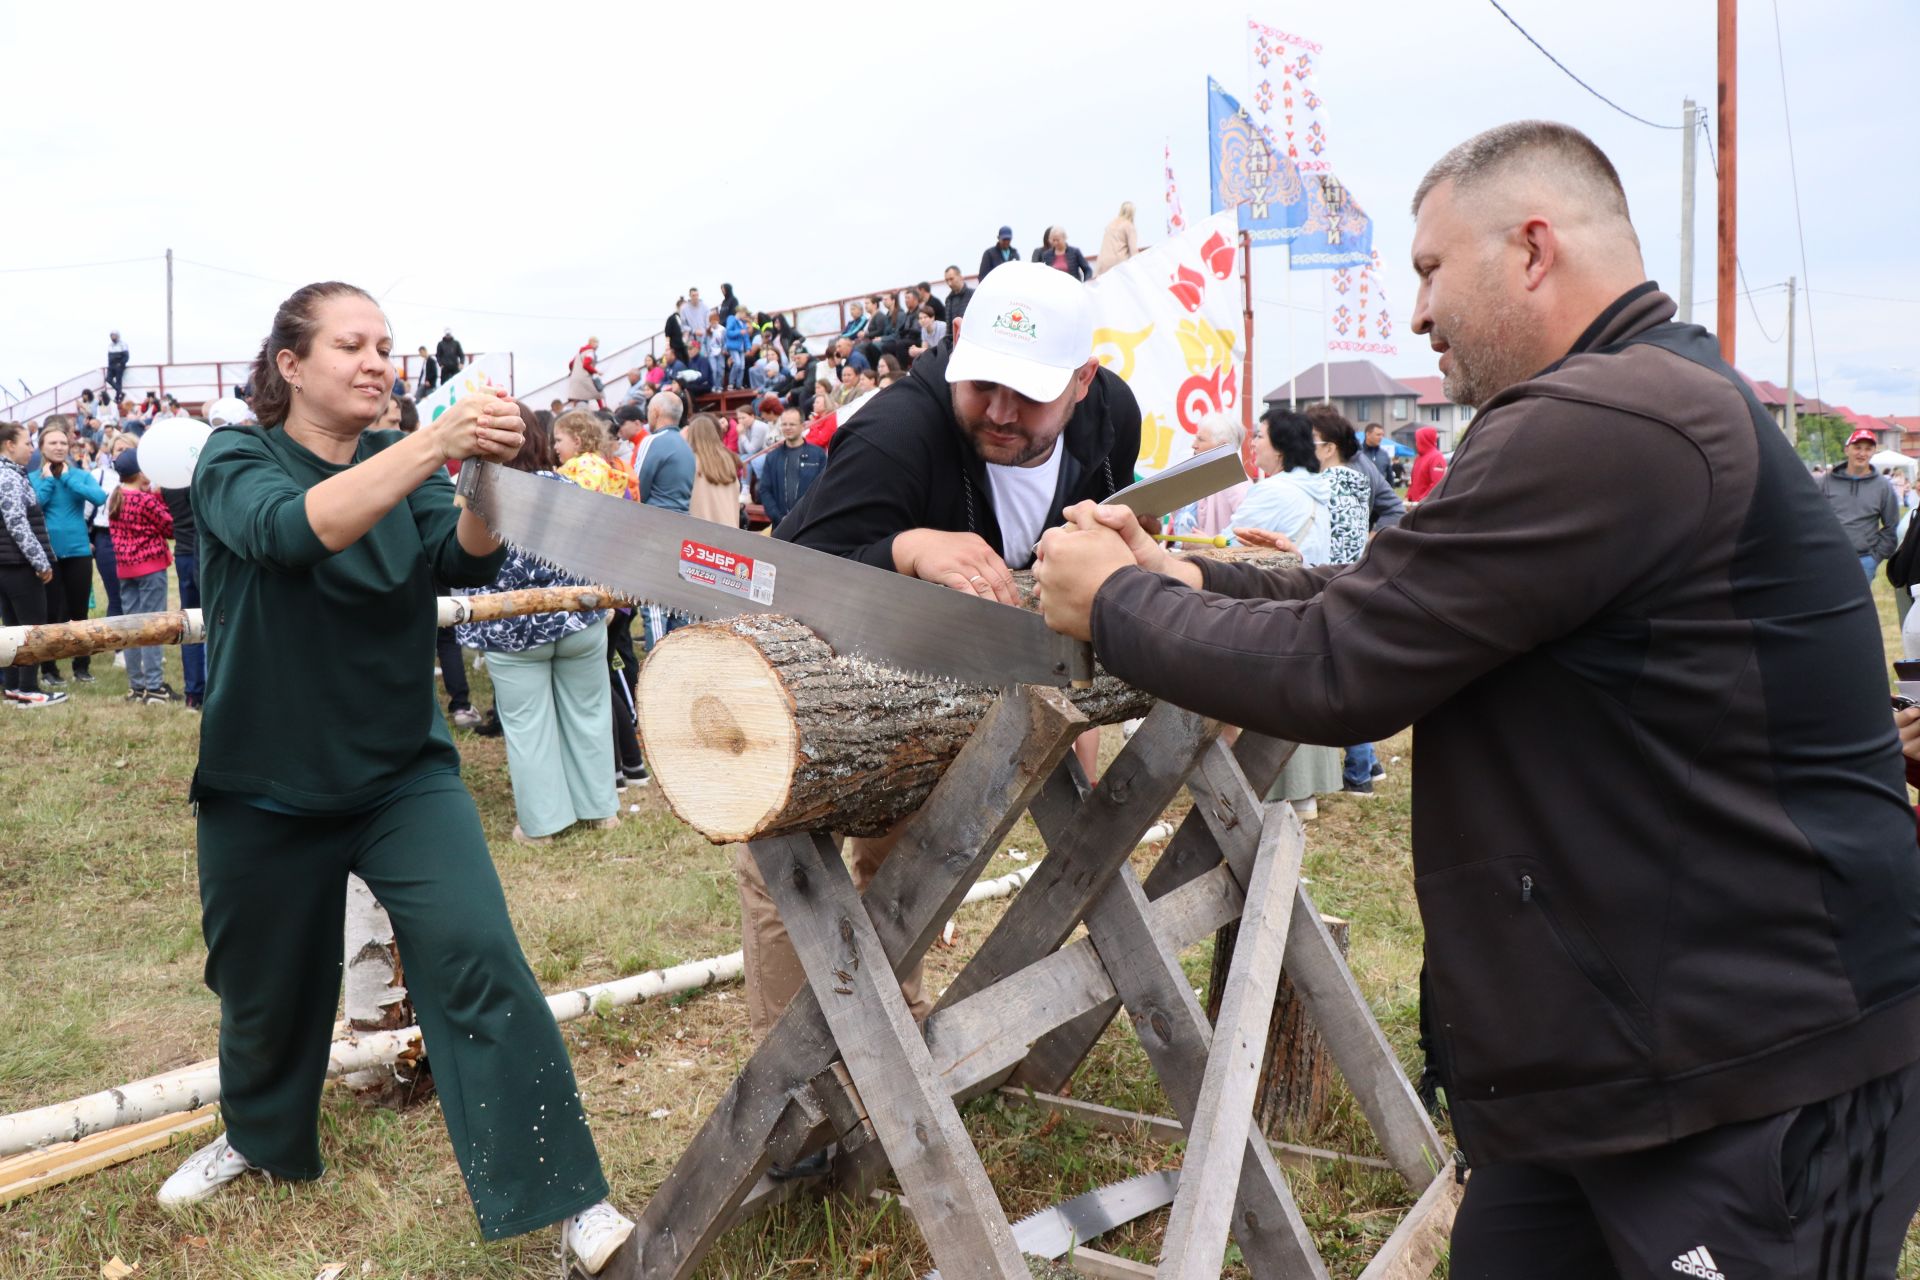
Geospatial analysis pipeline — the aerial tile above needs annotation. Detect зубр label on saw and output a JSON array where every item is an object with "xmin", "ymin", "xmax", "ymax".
[{"xmin": 678, "ymin": 539, "xmax": 776, "ymax": 607}]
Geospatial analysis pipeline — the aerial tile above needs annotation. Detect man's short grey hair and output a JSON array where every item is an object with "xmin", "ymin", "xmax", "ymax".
[
  {"xmin": 653, "ymin": 392, "xmax": 684, "ymax": 425},
  {"xmin": 1411, "ymin": 120, "xmax": 1631, "ymax": 223},
  {"xmin": 1195, "ymin": 410, "xmax": 1245, "ymax": 454}
]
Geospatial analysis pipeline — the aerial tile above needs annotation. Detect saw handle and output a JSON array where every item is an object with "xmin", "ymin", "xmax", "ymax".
[{"xmin": 453, "ymin": 459, "xmax": 484, "ymax": 510}]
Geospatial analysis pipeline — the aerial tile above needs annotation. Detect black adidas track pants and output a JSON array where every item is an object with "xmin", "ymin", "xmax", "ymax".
[{"xmin": 1449, "ymin": 1056, "xmax": 1920, "ymax": 1278}]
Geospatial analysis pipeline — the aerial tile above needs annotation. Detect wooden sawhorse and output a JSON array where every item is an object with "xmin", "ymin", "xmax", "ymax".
[{"xmin": 605, "ymin": 688, "xmax": 1458, "ymax": 1279}]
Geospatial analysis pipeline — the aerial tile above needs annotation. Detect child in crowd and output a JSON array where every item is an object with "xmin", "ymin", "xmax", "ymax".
[
  {"xmin": 552, "ymin": 411, "xmax": 630, "ymax": 497},
  {"xmin": 705, "ymin": 317, "xmax": 728, "ymax": 391},
  {"xmin": 108, "ymin": 447, "xmax": 175, "ymax": 702},
  {"xmin": 724, "ymin": 307, "xmax": 752, "ymax": 388}
]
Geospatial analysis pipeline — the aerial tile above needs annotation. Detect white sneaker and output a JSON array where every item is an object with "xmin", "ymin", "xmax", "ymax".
[
  {"xmin": 1288, "ymin": 797, "xmax": 1319, "ymax": 821},
  {"xmin": 157, "ymin": 1133, "xmax": 256, "ymax": 1207},
  {"xmin": 564, "ymin": 1202, "xmax": 636, "ymax": 1274}
]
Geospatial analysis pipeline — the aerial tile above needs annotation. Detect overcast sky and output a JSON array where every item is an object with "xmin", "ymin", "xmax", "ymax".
[{"xmin": 4, "ymin": 0, "xmax": 1915, "ymax": 417}]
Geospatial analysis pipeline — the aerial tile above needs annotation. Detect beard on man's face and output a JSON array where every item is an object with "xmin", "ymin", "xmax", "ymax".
[
  {"xmin": 1436, "ymin": 293, "xmax": 1536, "ymax": 409},
  {"xmin": 954, "ymin": 404, "xmax": 1067, "ymax": 466}
]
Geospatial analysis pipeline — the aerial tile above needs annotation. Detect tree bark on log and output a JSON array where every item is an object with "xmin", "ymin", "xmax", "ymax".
[
  {"xmin": 636, "ymin": 550, "xmax": 1295, "ymax": 844},
  {"xmin": 1206, "ymin": 913, "xmax": 1351, "ymax": 1142},
  {"xmin": 340, "ymin": 876, "xmax": 430, "ymax": 1107},
  {"xmin": 1, "ymin": 586, "xmax": 630, "ymax": 667}
]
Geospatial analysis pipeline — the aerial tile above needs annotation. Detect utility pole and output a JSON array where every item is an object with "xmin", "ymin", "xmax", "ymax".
[
  {"xmin": 1783, "ymin": 276, "xmax": 1798, "ymax": 447},
  {"xmin": 1717, "ymin": 0, "xmax": 1737, "ymax": 365},
  {"xmin": 165, "ymin": 248, "xmax": 175, "ymax": 364},
  {"xmin": 1679, "ymin": 99, "xmax": 1697, "ymax": 323}
]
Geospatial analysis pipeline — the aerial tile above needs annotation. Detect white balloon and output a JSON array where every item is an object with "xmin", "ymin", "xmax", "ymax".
[{"xmin": 138, "ymin": 418, "xmax": 213, "ymax": 489}]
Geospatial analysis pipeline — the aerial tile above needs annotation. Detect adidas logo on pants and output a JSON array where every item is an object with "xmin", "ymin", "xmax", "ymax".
[{"xmin": 1671, "ymin": 1247, "xmax": 1725, "ymax": 1279}]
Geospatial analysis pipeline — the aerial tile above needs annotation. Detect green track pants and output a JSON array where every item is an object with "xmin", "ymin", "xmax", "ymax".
[{"xmin": 195, "ymin": 772, "xmax": 608, "ymax": 1240}]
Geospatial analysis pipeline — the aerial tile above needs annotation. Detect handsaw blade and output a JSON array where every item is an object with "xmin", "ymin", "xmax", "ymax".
[
  {"xmin": 457, "ymin": 461, "xmax": 1091, "ymax": 688},
  {"xmin": 1011, "ymin": 1169, "xmax": 1180, "ymax": 1259},
  {"xmin": 1106, "ymin": 443, "xmax": 1250, "ymax": 518},
  {"xmin": 921, "ymin": 1170, "xmax": 1180, "ymax": 1276}
]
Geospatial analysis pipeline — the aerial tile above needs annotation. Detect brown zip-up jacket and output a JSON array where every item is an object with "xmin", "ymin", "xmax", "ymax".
[{"xmin": 1091, "ymin": 284, "xmax": 1920, "ymax": 1165}]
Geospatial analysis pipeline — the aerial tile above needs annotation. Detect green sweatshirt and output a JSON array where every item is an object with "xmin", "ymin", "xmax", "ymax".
[{"xmin": 191, "ymin": 426, "xmax": 507, "ymax": 811}]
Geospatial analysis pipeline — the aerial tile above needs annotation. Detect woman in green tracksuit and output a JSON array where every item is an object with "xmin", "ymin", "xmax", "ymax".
[{"xmin": 164, "ymin": 281, "xmax": 633, "ymax": 1272}]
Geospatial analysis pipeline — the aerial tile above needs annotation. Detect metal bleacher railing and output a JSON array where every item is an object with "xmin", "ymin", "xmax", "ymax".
[
  {"xmin": 2, "ymin": 354, "xmax": 510, "ymax": 424},
  {"xmin": 515, "ymin": 276, "xmax": 972, "ymax": 408},
  {"xmin": 6, "ymin": 273, "xmax": 970, "ymax": 425}
]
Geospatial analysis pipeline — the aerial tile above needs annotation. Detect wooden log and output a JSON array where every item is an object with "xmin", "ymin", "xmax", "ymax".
[
  {"xmin": 0, "ymin": 610, "xmax": 201, "ymax": 668},
  {"xmin": 340, "ymin": 875, "xmax": 426, "ymax": 1106},
  {"xmin": 634, "ymin": 550, "xmax": 1295, "ymax": 844},
  {"xmin": 634, "ymin": 616, "xmax": 1152, "ymax": 843},
  {"xmin": 0, "ymin": 586, "xmax": 629, "ymax": 667},
  {"xmin": 1206, "ymin": 914, "xmax": 1350, "ymax": 1142}
]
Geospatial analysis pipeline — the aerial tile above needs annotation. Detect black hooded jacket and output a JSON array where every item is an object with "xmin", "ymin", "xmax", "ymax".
[
  {"xmin": 774, "ymin": 345, "xmax": 1141, "ymax": 568},
  {"xmin": 1090, "ymin": 284, "xmax": 1920, "ymax": 1164}
]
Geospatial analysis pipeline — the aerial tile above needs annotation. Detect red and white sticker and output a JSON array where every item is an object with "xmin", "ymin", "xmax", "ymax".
[{"xmin": 677, "ymin": 539, "xmax": 776, "ymax": 606}]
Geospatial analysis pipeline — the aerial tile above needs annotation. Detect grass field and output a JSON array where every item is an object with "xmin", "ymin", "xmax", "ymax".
[{"xmin": 2, "ymin": 574, "xmax": 1916, "ymax": 1277}]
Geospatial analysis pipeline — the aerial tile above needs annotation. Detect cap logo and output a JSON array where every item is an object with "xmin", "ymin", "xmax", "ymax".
[{"xmin": 992, "ymin": 305, "xmax": 1039, "ymax": 344}]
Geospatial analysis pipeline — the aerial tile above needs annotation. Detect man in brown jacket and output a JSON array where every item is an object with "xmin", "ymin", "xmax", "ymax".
[{"xmin": 1036, "ymin": 122, "xmax": 1920, "ymax": 1277}]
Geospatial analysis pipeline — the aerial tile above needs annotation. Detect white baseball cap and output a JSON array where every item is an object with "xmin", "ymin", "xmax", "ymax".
[
  {"xmin": 204, "ymin": 396, "xmax": 253, "ymax": 428},
  {"xmin": 945, "ymin": 261, "xmax": 1093, "ymax": 403}
]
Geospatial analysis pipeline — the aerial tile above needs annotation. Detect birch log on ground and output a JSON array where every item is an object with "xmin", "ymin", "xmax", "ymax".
[{"xmin": 636, "ymin": 549, "xmax": 1295, "ymax": 843}]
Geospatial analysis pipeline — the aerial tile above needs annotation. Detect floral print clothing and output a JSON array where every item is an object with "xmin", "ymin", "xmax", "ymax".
[
  {"xmin": 1325, "ymin": 464, "xmax": 1372, "ymax": 566},
  {"xmin": 453, "ymin": 471, "xmax": 607, "ymax": 653},
  {"xmin": 558, "ymin": 452, "xmax": 630, "ymax": 498},
  {"xmin": 0, "ymin": 459, "xmax": 51, "ymax": 573}
]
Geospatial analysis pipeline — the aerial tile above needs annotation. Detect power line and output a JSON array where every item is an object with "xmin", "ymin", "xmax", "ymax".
[
  {"xmin": 1688, "ymin": 125, "xmax": 1784, "ymax": 344},
  {"xmin": 0, "ymin": 255, "xmax": 162, "ymax": 274},
  {"xmin": 1771, "ymin": 0, "xmax": 1822, "ymax": 411},
  {"xmin": 1485, "ymin": 0, "xmax": 1687, "ymax": 130}
]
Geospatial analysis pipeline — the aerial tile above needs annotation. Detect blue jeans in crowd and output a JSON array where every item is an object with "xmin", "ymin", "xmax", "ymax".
[
  {"xmin": 707, "ymin": 353, "xmax": 728, "ymax": 389},
  {"xmin": 176, "ymin": 552, "xmax": 205, "ymax": 701},
  {"xmin": 91, "ymin": 527, "xmax": 122, "ymax": 619},
  {"xmin": 119, "ymin": 570, "xmax": 169, "ymax": 691},
  {"xmin": 1343, "ymin": 742, "xmax": 1377, "ymax": 790},
  {"xmin": 1863, "ymin": 555, "xmax": 1879, "ymax": 580}
]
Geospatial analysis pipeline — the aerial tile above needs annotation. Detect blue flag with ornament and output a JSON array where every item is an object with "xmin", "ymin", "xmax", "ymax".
[
  {"xmin": 1289, "ymin": 171, "xmax": 1373, "ymax": 270},
  {"xmin": 1207, "ymin": 77, "xmax": 1305, "ymax": 245}
]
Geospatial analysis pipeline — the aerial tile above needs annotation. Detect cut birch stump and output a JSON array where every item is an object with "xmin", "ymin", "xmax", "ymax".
[
  {"xmin": 340, "ymin": 875, "xmax": 428, "ymax": 1106},
  {"xmin": 636, "ymin": 551, "xmax": 1294, "ymax": 843}
]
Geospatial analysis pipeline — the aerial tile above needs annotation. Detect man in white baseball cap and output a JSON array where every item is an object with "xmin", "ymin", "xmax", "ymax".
[{"xmin": 724, "ymin": 259, "xmax": 1142, "ymax": 1081}]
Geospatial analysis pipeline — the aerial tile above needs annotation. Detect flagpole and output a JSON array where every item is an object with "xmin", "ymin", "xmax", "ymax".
[
  {"xmin": 1320, "ymin": 272, "xmax": 1331, "ymax": 404},
  {"xmin": 1240, "ymin": 230, "xmax": 1255, "ymax": 438},
  {"xmin": 1287, "ymin": 247, "xmax": 1296, "ymax": 409}
]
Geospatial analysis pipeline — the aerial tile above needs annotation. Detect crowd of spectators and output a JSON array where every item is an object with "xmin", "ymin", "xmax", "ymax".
[{"xmin": 2, "ymin": 207, "xmax": 1145, "ymax": 726}]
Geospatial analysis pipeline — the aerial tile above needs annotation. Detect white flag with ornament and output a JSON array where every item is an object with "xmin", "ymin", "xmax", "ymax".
[
  {"xmin": 1247, "ymin": 19, "xmax": 1333, "ymax": 176},
  {"xmin": 1328, "ymin": 248, "xmax": 1399, "ymax": 356},
  {"xmin": 1087, "ymin": 209, "xmax": 1245, "ymax": 482}
]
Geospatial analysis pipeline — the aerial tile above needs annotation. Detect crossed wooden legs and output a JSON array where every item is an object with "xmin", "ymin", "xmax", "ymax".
[{"xmin": 615, "ymin": 699, "xmax": 1448, "ymax": 1280}]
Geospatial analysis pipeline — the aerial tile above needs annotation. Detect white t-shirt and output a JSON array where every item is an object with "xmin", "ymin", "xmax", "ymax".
[{"xmin": 986, "ymin": 442, "xmax": 1066, "ymax": 570}]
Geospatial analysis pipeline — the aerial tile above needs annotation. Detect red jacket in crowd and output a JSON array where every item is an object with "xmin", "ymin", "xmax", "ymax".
[{"xmin": 1407, "ymin": 425, "xmax": 1447, "ymax": 502}]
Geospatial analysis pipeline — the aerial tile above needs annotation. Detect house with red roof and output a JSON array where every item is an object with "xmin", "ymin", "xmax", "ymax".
[
  {"xmin": 1263, "ymin": 361, "xmax": 1422, "ymax": 439},
  {"xmin": 1396, "ymin": 375, "xmax": 1476, "ymax": 450}
]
